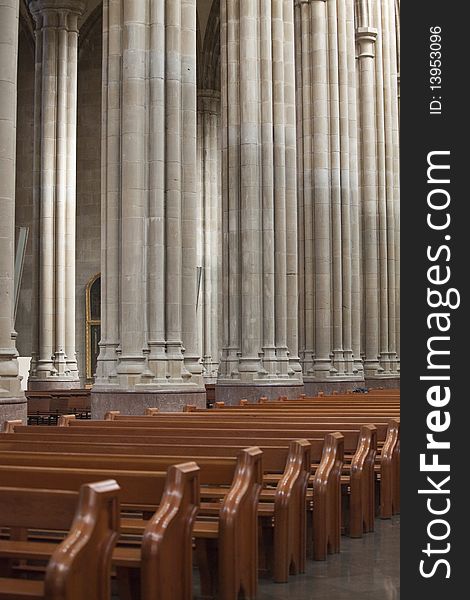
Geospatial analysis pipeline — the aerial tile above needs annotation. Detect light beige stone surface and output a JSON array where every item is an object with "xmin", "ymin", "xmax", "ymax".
[
  {"xmin": 27, "ymin": 0, "xmax": 85, "ymax": 389},
  {"xmin": 0, "ymin": 0, "xmax": 24, "ymax": 407},
  {"xmin": 6, "ymin": 0, "xmax": 401, "ymax": 415}
]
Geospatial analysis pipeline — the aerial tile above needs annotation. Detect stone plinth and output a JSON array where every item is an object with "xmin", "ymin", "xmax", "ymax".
[
  {"xmin": 215, "ymin": 383, "xmax": 305, "ymax": 406},
  {"xmin": 365, "ymin": 377, "xmax": 400, "ymax": 390},
  {"xmin": 91, "ymin": 390, "xmax": 207, "ymax": 420},
  {"xmin": 0, "ymin": 398, "xmax": 27, "ymax": 425},
  {"xmin": 28, "ymin": 379, "xmax": 82, "ymax": 391}
]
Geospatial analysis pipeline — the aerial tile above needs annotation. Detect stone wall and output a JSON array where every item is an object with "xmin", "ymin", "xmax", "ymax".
[{"xmin": 76, "ymin": 14, "xmax": 102, "ymax": 385}]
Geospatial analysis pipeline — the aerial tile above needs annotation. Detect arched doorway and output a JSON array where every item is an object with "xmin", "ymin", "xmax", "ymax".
[{"xmin": 85, "ymin": 274, "xmax": 101, "ymax": 383}]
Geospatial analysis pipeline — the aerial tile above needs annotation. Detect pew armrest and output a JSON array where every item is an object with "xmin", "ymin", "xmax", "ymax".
[
  {"xmin": 44, "ymin": 479, "xmax": 121, "ymax": 600},
  {"xmin": 141, "ymin": 461, "xmax": 200, "ymax": 600}
]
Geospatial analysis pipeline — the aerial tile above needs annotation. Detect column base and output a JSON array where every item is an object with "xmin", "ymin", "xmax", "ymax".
[
  {"xmin": 91, "ymin": 388, "xmax": 207, "ymax": 419},
  {"xmin": 364, "ymin": 376, "xmax": 400, "ymax": 390},
  {"xmin": 28, "ymin": 378, "xmax": 81, "ymax": 391},
  {"xmin": 215, "ymin": 382, "xmax": 305, "ymax": 405},
  {"xmin": 0, "ymin": 397, "xmax": 27, "ymax": 425},
  {"xmin": 303, "ymin": 377, "xmax": 366, "ymax": 397}
]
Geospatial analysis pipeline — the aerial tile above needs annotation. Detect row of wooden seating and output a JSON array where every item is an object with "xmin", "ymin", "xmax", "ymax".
[
  {"xmin": 48, "ymin": 407, "xmax": 395, "ymax": 531},
  {"xmin": 0, "ymin": 424, "xmax": 334, "ymax": 579},
  {"xmin": 0, "ymin": 459, "xmax": 204, "ymax": 600},
  {"xmin": 27, "ymin": 391, "xmax": 91, "ymax": 426},
  {"xmin": 1, "ymin": 415, "xmax": 352, "ymax": 596},
  {"xmin": 1, "ymin": 421, "xmax": 335, "ymax": 597},
  {"xmin": 98, "ymin": 405, "xmax": 399, "ymax": 517},
  {"xmin": 181, "ymin": 391, "xmax": 400, "ymax": 518},
  {"xmin": 0, "ymin": 438, "xmax": 266, "ymax": 599},
  {"xmin": 1, "ymin": 389, "xmax": 399, "ymax": 598},
  {"xmin": 48, "ymin": 408, "xmax": 398, "ymax": 522}
]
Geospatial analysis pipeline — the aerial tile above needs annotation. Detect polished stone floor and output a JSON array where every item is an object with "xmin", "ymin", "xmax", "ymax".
[
  {"xmin": 111, "ymin": 516, "xmax": 399, "ymax": 599},
  {"xmin": 255, "ymin": 516, "xmax": 400, "ymax": 600}
]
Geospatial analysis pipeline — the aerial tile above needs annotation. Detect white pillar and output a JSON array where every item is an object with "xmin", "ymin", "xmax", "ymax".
[
  {"xmin": 0, "ymin": 0, "xmax": 26, "ymax": 420},
  {"xmin": 27, "ymin": 0, "xmax": 83, "ymax": 389}
]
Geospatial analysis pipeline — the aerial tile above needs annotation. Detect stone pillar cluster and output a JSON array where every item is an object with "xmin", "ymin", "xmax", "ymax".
[
  {"xmin": 3, "ymin": 0, "xmax": 401, "ymax": 413},
  {"xmin": 28, "ymin": 0, "xmax": 84, "ymax": 389},
  {"xmin": 356, "ymin": 0, "xmax": 400, "ymax": 378},
  {"xmin": 217, "ymin": 0, "xmax": 303, "ymax": 402},
  {"xmin": 294, "ymin": 0, "xmax": 399, "ymax": 393},
  {"xmin": 93, "ymin": 0, "xmax": 205, "ymax": 415},
  {"xmin": 0, "ymin": 0, "xmax": 26, "ymax": 421}
]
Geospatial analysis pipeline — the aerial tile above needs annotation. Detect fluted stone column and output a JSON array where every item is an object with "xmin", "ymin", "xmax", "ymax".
[
  {"xmin": 0, "ymin": 0, "xmax": 26, "ymax": 422},
  {"xmin": 356, "ymin": 3, "xmax": 382, "ymax": 378},
  {"xmin": 355, "ymin": 0, "xmax": 399, "ymax": 381},
  {"xmin": 27, "ymin": 0, "xmax": 84, "ymax": 389},
  {"xmin": 217, "ymin": 0, "xmax": 303, "ymax": 403},
  {"xmin": 93, "ymin": 0, "xmax": 205, "ymax": 416},
  {"xmin": 198, "ymin": 90, "xmax": 222, "ymax": 382},
  {"xmin": 296, "ymin": 0, "xmax": 363, "ymax": 393}
]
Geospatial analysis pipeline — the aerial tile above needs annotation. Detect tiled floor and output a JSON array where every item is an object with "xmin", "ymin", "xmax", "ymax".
[{"xmin": 254, "ymin": 516, "xmax": 400, "ymax": 600}]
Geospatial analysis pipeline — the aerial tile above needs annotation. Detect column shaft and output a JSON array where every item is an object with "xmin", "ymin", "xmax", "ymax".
[
  {"xmin": 96, "ymin": 0, "xmax": 121, "ymax": 383},
  {"xmin": 356, "ymin": 14, "xmax": 381, "ymax": 376},
  {"xmin": 337, "ymin": 0, "xmax": 354, "ymax": 374},
  {"xmin": 65, "ymin": 8, "xmax": 79, "ymax": 377},
  {"xmin": 0, "ymin": 0, "xmax": 24, "ymax": 415},
  {"xmin": 348, "ymin": 0, "xmax": 363, "ymax": 376},
  {"xmin": 328, "ymin": 0, "xmax": 345, "ymax": 373},
  {"xmin": 28, "ymin": 0, "xmax": 84, "ymax": 389},
  {"xmin": 117, "ymin": 0, "xmax": 146, "ymax": 375},
  {"xmin": 181, "ymin": 0, "xmax": 201, "ymax": 376},
  {"xmin": 311, "ymin": 0, "xmax": 332, "ymax": 377},
  {"xmin": 198, "ymin": 91, "xmax": 221, "ymax": 381},
  {"xmin": 94, "ymin": 0, "xmax": 205, "ymax": 411},
  {"xmin": 218, "ymin": 0, "xmax": 303, "ymax": 400},
  {"xmin": 284, "ymin": 0, "xmax": 301, "ymax": 377}
]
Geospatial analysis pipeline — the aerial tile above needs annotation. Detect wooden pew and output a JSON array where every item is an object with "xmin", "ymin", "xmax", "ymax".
[
  {"xmin": 0, "ymin": 463, "xmax": 200, "ymax": 600},
  {"xmin": 0, "ymin": 423, "xmax": 347, "ymax": 562},
  {"xmin": 87, "ymin": 419, "xmax": 376, "ymax": 538},
  {"xmin": 0, "ymin": 452, "xmax": 261, "ymax": 600},
  {"xmin": 60, "ymin": 414, "xmax": 395, "ymax": 521},
  {"xmin": 0, "ymin": 479, "xmax": 120, "ymax": 600},
  {"xmin": 0, "ymin": 441, "xmax": 308, "ymax": 583}
]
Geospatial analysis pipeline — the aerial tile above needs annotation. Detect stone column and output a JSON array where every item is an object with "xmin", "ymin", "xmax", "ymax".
[
  {"xmin": 356, "ymin": 2, "xmax": 382, "ymax": 378},
  {"xmin": 0, "ymin": 0, "xmax": 26, "ymax": 421},
  {"xmin": 296, "ymin": 0, "xmax": 363, "ymax": 393},
  {"xmin": 348, "ymin": 0, "xmax": 364, "ymax": 378},
  {"xmin": 391, "ymin": 0, "xmax": 400, "ymax": 369},
  {"xmin": 93, "ymin": 0, "xmax": 205, "ymax": 417},
  {"xmin": 27, "ymin": 0, "xmax": 84, "ymax": 389},
  {"xmin": 355, "ymin": 0, "xmax": 399, "ymax": 381},
  {"xmin": 198, "ymin": 90, "xmax": 221, "ymax": 382},
  {"xmin": 217, "ymin": 0, "xmax": 303, "ymax": 403}
]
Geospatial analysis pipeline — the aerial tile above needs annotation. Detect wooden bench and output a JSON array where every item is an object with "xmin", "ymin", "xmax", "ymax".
[
  {"xmin": 0, "ymin": 463, "xmax": 200, "ymax": 600},
  {"xmin": 0, "ymin": 441, "xmax": 309, "ymax": 583},
  {"xmin": 74, "ymin": 413, "xmax": 395, "ymax": 521},
  {"xmin": 26, "ymin": 390, "xmax": 91, "ymax": 425},
  {"xmin": 91, "ymin": 419, "xmax": 376, "ymax": 538},
  {"xmin": 0, "ymin": 450, "xmax": 261, "ymax": 600},
  {"xmin": 0, "ymin": 479, "xmax": 120, "ymax": 600},
  {"xmin": 0, "ymin": 422, "xmax": 347, "ymax": 562}
]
